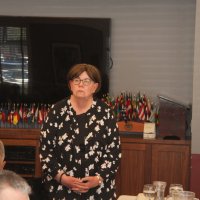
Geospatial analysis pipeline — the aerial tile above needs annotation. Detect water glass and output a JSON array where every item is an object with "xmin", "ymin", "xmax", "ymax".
[
  {"xmin": 143, "ymin": 184, "xmax": 156, "ymax": 200},
  {"xmin": 153, "ymin": 181, "xmax": 167, "ymax": 200},
  {"xmin": 173, "ymin": 191, "xmax": 195, "ymax": 200},
  {"xmin": 169, "ymin": 184, "xmax": 183, "ymax": 197}
]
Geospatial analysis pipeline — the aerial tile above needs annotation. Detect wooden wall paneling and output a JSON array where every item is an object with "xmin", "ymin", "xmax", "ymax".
[
  {"xmin": 119, "ymin": 142, "xmax": 151, "ymax": 195},
  {"xmin": 151, "ymin": 144, "xmax": 191, "ymax": 195}
]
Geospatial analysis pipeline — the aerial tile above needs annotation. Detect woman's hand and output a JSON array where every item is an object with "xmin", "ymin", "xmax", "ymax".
[
  {"xmin": 81, "ymin": 176, "xmax": 102, "ymax": 188},
  {"xmin": 57, "ymin": 174, "xmax": 102, "ymax": 194},
  {"xmin": 61, "ymin": 175, "xmax": 89, "ymax": 193},
  {"xmin": 71, "ymin": 176, "xmax": 101, "ymax": 193}
]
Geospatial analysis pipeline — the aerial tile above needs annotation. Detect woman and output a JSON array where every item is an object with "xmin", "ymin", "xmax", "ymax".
[{"xmin": 40, "ymin": 63, "xmax": 121, "ymax": 200}]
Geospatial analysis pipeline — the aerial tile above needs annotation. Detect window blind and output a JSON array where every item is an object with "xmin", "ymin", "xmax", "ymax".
[{"xmin": 0, "ymin": 26, "xmax": 28, "ymax": 96}]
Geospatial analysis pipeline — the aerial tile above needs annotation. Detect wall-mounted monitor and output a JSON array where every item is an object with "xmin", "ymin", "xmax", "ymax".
[{"xmin": 0, "ymin": 16, "xmax": 111, "ymax": 104}]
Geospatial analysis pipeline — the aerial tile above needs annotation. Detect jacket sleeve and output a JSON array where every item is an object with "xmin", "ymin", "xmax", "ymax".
[
  {"xmin": 97, "ymin": 107, "xmax": 122, "ymax": 181},
  {"xmin": 39, "ymin": 105, "xmax": 62, "ymax": 181}
]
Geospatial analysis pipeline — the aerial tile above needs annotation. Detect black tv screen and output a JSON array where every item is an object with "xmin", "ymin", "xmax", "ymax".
[{"xmin": 0, "ymin": 16, "xmax": 111, "ymax": 104}]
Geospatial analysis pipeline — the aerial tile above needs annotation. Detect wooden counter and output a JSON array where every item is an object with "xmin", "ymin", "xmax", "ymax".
[
  {"xmin": 0, "ymin": 129, "xmax": 191, "ymax": 196},
  {"xmin": 116, "ymin": 134, "xmax": 191, "ymax": 196}
]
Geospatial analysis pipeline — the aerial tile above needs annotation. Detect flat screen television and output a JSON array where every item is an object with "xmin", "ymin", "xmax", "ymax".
[{"xmin": 0, "ymin": 16, "xmax": 111, "ymax": 104}]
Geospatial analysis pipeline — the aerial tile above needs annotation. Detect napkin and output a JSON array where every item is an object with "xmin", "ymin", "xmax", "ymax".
[{"xmin": 137, "ymin": 193, "xmax": 146, "ymax": 200}]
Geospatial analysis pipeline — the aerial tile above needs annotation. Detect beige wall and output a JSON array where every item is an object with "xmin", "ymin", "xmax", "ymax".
[{"xmin": 192, "ymin": 0, "xmax": 200, "ymax": 153}]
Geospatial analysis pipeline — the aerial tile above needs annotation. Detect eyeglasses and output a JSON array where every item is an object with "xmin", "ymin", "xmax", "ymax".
[{"xmin": 72, "ymin": 78, "xmax": 93, "ymax": 86}]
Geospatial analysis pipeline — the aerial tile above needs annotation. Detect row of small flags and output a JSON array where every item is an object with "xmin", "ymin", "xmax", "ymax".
[
  {"xmin": 0, "ymin": 103, "xmax": 52, "ymax": 128},
  {"xmin": 0, "ymin": 92, "xmax": 159, "ymax": 128},
  {"xmin": 102, "ymin": 92, "xmax": 159, "ymax": 125}
]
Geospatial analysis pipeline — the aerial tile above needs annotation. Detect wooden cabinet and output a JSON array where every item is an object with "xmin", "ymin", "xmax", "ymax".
[
  {"xmin": 151, "ymin": 143, "xmax": 190, "ymax": 194},
  {"xmin": 117, "ymin": 135, "xmax": 191, "ymax": 196},
  {"xmin": 116, "ymin": 142, "xmax": 151, "ymax": 195},
  {"xmin": 0, "ymin": 129, "xmax": 191, "ymax": 197},
  {"xmin": 0, "ymin": 128, "xmax": 41, "ymax": 178}
]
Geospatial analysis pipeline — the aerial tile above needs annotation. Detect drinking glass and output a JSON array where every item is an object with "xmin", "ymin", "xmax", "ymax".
[
  {"xmin": 169, "ymin": 184, "xmax": 183, "ymax": 197},
  {"xmin": 143, "ymin": 184, "xmax": 156, "ymax": 200},
  {"xmin": 175, "ymin": 191, "xmax": 195, "ymax": 200},
  {"xmin": 153, "ymin": 181, "xmax": 167, "ymax": 200}
]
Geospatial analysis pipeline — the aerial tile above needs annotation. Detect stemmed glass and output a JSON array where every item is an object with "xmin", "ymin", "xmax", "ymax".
[{"xmin": 143, "ymin": 184, "xmax": 156, "ymax": 200}]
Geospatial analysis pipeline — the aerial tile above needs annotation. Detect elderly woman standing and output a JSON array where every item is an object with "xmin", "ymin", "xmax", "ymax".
[{"xmin": 40, "ymin": 63, "xmax": 121, "ymax": 200}]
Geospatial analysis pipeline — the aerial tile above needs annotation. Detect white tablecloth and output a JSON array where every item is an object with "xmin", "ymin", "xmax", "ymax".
[
  {"xmin": 117, "ymin": 193, "xmax": 172, "ymax": 200},
  {"xmin": 118, "ymin": 194, "xmax": 199, "ymax": 200},
  {"xmin": 117, "ymin": 193, "xmax": 145, "ymax": 200},
  {"xmin": 117, "ymin": 195, "xmax": 137, "ymax": 200}
]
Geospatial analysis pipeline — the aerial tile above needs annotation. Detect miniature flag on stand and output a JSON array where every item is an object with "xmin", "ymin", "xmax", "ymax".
[{"xmin": 13, "ymin": 107, "xmax": 20, "ymax": 126}]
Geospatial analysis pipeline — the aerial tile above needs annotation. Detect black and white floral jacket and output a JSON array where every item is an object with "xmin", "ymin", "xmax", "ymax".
[{"xmin": 39, "ymin": 97, "xmax": 121, "ymax": 200}]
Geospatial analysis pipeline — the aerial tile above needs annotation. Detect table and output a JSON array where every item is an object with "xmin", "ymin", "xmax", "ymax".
[
  {"xmin": 117, "ymin": 195, "xmax": 136, "ymax": 200},
  {"xmin": 117, "ymin": 193, "xmax": 145, "ymax": 200}
]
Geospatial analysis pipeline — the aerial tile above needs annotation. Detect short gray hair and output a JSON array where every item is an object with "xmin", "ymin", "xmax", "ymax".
[
  {"xmin": 0, "ymin": 140, "xmax": 5, "ymax": 162},
  {"xmin": 0, "ymin": 170, "xmax": 31, "ymax": 196}
]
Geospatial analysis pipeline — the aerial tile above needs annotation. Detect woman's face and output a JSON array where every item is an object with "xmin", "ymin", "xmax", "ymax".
[{"xmin": 69, "ymin": 71, "xmax": 98, "ymax": 99}]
